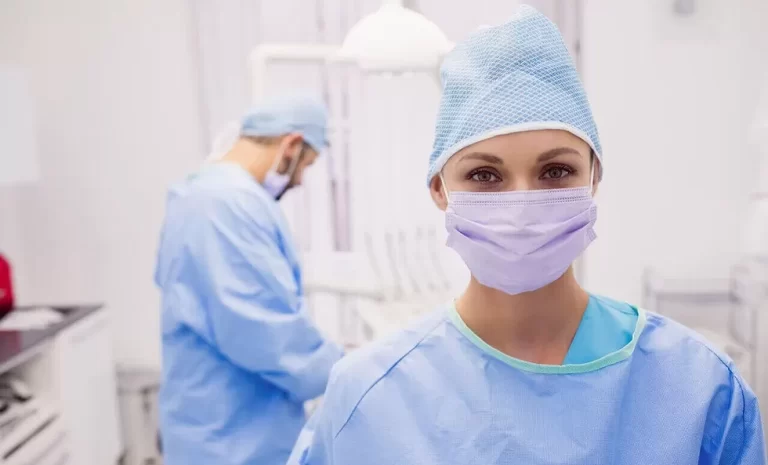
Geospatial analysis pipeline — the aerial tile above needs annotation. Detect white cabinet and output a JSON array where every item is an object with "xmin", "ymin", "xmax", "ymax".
[
  {"xmin": 52, "ymin": 310, "xmax": 122, "ymax": 465},
  {"xmin": 0, "ymin": 307, "xmax": 123, "ymax": 465}
]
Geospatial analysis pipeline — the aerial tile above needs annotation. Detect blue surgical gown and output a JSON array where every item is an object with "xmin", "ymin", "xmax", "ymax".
[
  {"xmin": 154, "ymin": 163, "xmax": 343, "ymax": 465},
  {"xmin": 293, "ymin": 297, "xmax": 766, "ymax": 464}
]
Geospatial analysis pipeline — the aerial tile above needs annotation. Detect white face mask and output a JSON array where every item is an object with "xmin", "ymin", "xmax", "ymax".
[{"xmin": 262, "ymin": 145, "xmax": 304, "ymax": 200}]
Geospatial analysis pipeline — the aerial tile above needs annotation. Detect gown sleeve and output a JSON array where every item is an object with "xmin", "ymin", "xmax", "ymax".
[{"xmin": 703, "ymin": 371, "xmax": 766, "ymax": 464}]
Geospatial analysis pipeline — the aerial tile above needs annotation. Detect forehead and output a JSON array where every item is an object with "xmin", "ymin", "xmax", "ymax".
[{"xmin": 450, "ymin": 130, "xmax": 591, "ymax": 165}]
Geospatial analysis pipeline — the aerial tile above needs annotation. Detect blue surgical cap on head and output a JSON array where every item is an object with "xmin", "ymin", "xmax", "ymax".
[
  {"xmin": 241, "ymin": 94, "xmax": 329, "ymax": 154},
  {"xmin": 427, "ymin": 5, "xmax": 602, "ymax": 185}
]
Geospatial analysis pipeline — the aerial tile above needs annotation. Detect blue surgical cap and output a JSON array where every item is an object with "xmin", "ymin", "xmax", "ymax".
[
  {"xmin": 241, "ymin": 95, "xmax": 329, "ymax": 154},
  {"xmin": 427, "ymin": 5, "xmax": 602, "ymax": 184}
]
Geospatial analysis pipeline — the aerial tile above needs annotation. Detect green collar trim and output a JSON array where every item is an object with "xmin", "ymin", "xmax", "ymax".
[{"xmin": 448, "ymin": 304, "xmax": 648, "ymax": 374}]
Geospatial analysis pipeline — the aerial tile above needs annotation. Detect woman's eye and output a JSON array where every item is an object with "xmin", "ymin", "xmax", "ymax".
[
  {"xmin": 470, "ymin": 170, "xmax": 500, "ymax": 183},
  {"xmin": 542, "ymin": 166, "xmax": 572, "ymax": 179}
]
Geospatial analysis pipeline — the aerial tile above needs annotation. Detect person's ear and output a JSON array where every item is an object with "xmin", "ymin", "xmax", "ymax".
[
  {"xmin": 283, "ymin": 133, "xmax": 305, "ymax": 156},
  {"xmin": 429, "ymin": 175, "xmax": 448, "ymax": 211},
  {"xmin": 275, "ymin": 133, "xmax": 304, "ymax": 173}
]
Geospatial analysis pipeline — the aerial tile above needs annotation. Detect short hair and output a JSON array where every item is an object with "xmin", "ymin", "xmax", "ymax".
[
  {"xmin": 243, "ymin": 135, "xmax": 284, "ymax": 145},
  {"xmin": 244, "ymin": 135, "xmax": 311, "ymax": 158}
]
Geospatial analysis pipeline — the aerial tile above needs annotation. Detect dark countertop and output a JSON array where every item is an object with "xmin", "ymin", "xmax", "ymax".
[{"xmin": 0, "ymin": 305, "xmax": 102, "ymax": 374}]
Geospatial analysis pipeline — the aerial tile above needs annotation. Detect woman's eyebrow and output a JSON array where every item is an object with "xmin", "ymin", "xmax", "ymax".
[
  {"xmin": 537, "ymin": 147, "xmax": 582, "ymax": 163},
  {"xmin": 459, "ymin": 152, "xmax": 504, "ymax": 164}
]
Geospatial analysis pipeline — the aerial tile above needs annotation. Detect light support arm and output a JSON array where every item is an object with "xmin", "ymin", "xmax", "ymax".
[{"xmin": 250, "ymin": 44, "xmax": 344, "ymax": 101}]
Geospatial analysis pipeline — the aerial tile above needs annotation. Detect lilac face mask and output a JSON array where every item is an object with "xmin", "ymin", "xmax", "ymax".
[
  {"xmin": 262, "ymin": 145, "xmax": 303, "ymax": 200},
  {"xmin": 262, "ymin": 170, "xmax": 291, "ymax": 199},
  {"xmin": 443, "ymin": 179, "xmax": 597, "ymax": 295}
]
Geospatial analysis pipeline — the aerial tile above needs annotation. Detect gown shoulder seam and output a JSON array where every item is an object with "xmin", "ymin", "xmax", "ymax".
[
  {"xmin": 680, "ymin": 324, "xmax": 749, "ymax": 455},
  {"xmin": 333, "ymin": 314, "xmax": 449, "ymax": 438}
]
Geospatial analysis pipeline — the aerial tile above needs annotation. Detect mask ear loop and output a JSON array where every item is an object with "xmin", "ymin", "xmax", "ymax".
[
  {"xmin": 439, "ymin": 173, "xmax": 450, "ymax": 203},
  {"xmin": 284, "ymin": 143, "xmax": 305, "ymax": 177},
  {"xmin": 272, "ymin": 140, "xmax": 305, "ymax": 177}
]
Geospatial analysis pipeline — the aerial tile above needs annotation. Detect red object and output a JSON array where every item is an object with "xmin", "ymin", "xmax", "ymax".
[{"xmin": 0, "ymin": 253, "xmax": 14, "ymax": 313}]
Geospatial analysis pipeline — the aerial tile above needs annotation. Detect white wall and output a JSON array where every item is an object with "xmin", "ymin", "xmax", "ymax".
[
  {"xmin": 5, "ymin": 0, "xmax": 764, "ymax": 370},
  {"xmin": 0, "ymin": 0, "xmax": 574, "ymax": 368},
  {"xmin": 0, "ymin": 0, "xmax": 205, "ymax": 368},
  {"xmin": 582, "ymin": 0, "xmax": 768, "ymax": 304}
]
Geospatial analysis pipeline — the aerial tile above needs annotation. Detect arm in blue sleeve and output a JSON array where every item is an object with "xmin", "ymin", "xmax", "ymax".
[
  {"xmin": 710, "ymin": 374, "xmax": 766, "ymax": 465},
  {"xmin": 187, "ymin": 193, "xmax": 343, "ymax": 402}
]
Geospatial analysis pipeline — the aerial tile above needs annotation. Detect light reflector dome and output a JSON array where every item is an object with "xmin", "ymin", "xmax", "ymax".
[{"xmin": 337, "ymin": 3, "xmax": 453, "ymax": 72}]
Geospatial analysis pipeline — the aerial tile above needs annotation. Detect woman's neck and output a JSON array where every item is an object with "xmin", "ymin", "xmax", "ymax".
[{"xmin": 455, "ymin": 268, "xmax": 590, "ymax": 365}]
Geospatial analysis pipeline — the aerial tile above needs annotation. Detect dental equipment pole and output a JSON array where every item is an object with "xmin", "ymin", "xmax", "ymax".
[
  {"xmin": 250, "ymin": 45, "xmax": 341, "ymax": 103},
  {"xmin": 744, "ymin": 79, "xmax": 768, "ymax": 263},
  {"xmin": 747, "ymin": 72, "xmax": 768, "ymax": 421},
  {"xmin": 248, "ymin": 0, "xmax": 452, "ymax": 289},
  {"xmin": 560, "ymin": 0, "xmax": 589, "ymax": 286}
]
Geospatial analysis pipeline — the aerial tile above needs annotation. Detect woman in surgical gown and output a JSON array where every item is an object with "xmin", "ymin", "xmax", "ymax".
[{"xmin": 290, "ymin": 5, "xmax": 766, "ymax": 465}]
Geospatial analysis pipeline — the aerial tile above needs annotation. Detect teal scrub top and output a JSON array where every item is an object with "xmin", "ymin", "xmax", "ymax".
[{"xmin": 564, "ymin": 294, "xmax": 638, "ymax": 364}]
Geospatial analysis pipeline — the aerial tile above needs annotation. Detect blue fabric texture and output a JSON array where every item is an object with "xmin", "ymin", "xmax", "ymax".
[
  {"xmin": 292, "ymin": 307, "xmax": 766, "ymax": 464},
  {"xmin": 154, "ymin": 164, "xmax": 343, "ymax": 465},
  {"xmin": 564, "ymin": 294, "xmax": 637, "ymax": 364},
  {"xmin": 427, "ymin": 5, "xmax": 602, "ymax": 184},
  {"xmin": 241, "ymin": 95, "xmax": 329, "ymax": 153}
]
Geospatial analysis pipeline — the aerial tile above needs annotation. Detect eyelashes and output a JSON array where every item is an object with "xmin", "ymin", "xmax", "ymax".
[
  {"xmin": 540, "ymin": 164, "xmax": 575, "ymax": 180},
  {"xmin": 467, "ymin": 168, "xmax": 502, "ymax": 184},
  {"xmin": 466, "ymin": 164, "xmax": 577, "ymax": 184}
]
